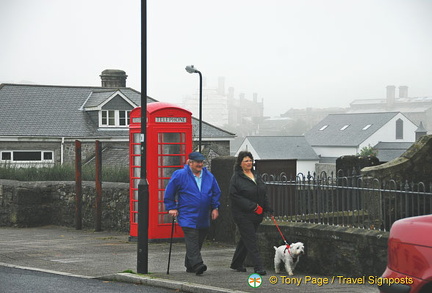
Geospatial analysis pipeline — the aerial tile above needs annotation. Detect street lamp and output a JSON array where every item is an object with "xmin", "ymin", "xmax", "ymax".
[
  {"xmin": 137, "ymin": 0, "xmax": 149, "ymax": 274},
  {"xmin": 185, "ymin": 65, "xmax": 203, "ymax": 152}
]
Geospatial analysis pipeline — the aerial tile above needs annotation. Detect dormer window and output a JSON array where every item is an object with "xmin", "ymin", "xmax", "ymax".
[{"xmin": 100, "ymin": 110, "xmax": 130, "ymax": 127}]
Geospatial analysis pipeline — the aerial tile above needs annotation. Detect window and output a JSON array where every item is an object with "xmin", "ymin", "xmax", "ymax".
[
  {"xmin": 119, "ymin": 111, "xmax": 130, "ymax": 126},
  {"xmin": 2, "ymin": 152, "xmax": 11, "ymax": 160},
  {"xmin": 0, "ymin": 151, "xmax": 54, "ymax": 167},
  {"xmin": 362, "ymin": 124, "xmax": 372, "ymax": 130},
  {"xmin": 319, "ymin": 125, "xmax": 328, "ymax": 131},
  {"xmin": 340, "ymin": 124, "xmax": 350, "ymax": 131},
  {"xmin": 43, "ymin": 152, "xmax": 53, "ymax": 160},
  {"xmin": 396, "ymin": 119, "xmax": 403, "ymax": 139},
  {"xmin": 100, "ymin": 110, "xmax": 130, "ymax": 127},
  {"xmin": 14, "ymin": 151, "xmax": 41, "ymax": 161}
]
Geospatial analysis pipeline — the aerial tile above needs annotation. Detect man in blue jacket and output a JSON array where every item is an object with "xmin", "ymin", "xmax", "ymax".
[{"xmin": 164, "ymin": 152, "xmax": 221, "ymax": 275}]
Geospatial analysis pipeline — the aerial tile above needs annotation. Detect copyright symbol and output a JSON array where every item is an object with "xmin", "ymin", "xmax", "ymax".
[{"xmin": 269, "ymin": 275, "xmax": 278, "ymax": 285}]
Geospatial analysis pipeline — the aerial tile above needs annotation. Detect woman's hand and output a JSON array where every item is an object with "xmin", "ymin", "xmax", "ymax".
[{"xmin": 254, "ymin": 205, "xmax": 263, "ymax": 215}]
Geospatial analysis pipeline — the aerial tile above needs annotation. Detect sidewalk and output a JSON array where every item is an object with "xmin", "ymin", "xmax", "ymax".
[{"xmin": 0, "ymin": 226, "xmax": 379, "ymax": 292}]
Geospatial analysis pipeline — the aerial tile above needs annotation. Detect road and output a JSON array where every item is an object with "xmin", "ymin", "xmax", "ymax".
[{"xmin": 0, "ymin": 266, "xmax": 177, "ymax": 293}]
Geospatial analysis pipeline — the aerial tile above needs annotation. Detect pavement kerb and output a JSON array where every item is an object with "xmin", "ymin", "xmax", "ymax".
[
  {"xmin": 101, "ymin": 273, "xmax": 249, "ymax": 293},
  {"xmin": 0, "ymin": 262, "xmax": 94, "ymax": 279},
  {"xmin": 1, "ymin": 263, "xmax": 247, "ymax": 293}
]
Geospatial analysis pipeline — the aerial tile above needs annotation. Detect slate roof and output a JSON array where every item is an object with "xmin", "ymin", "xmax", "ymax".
[
  {"xmin": 304, "ymin": 112, "xmax": 401, "ymax": 147},
  {"xmin": 83, "ymin": 90, "xmax": 124, "ymax": 108},
  {"xmin": 0, "ymin": 84, "xmax": 144, "ymax": 137},
  {"xmin": 242, "ymin": 136, "xmax": 318, "ymax": 160},
  {"xmin": 373, "ymin": 141, "xmax": 414, "ymax": 162},
  {"xmin": 194, "ymin": 119, "xmax": 235, "ymax": 138},
  {"xmin": 0, "ymin": 83, "xmax": 234, "ymax": 139}
]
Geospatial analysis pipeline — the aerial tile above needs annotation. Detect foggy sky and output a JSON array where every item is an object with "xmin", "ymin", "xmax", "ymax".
[{"xmin": 1, "ymin": 0, "xmax": 432, "ymax": 117}]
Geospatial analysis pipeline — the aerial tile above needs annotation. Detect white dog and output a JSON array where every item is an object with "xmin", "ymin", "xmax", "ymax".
[{"xmin": 273, "ymin": 242, "xmax": 305, "ymax": 275}]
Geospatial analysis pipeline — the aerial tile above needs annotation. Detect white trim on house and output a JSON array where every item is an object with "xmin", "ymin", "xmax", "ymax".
[
  {"xmin": 84, "ymin": 91, "xmax": 137, "ymax": 111},
  {"xmin": 1, "ymin": 150, "xmax": 55, "ymax": 167},
  {"xmin": 98, "ymin": 109, "xmax": 131, "ymax": 127}
]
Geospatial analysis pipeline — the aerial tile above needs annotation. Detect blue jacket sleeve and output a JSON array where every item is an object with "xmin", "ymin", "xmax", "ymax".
[
  {"xmin": 211, "ymin": 176, "xmax": 221, "ymax": 210},
  {"xmin": 164, "ymin": 172, "xmax": 179, "ymax": 211}
]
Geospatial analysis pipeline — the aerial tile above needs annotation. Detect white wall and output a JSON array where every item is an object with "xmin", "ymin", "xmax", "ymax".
[
  {"xmin": 312, "ymin": 146, "xmax": 357, "ymax": 157},
  {"xmin": 360, "ymin": 113, "xmax": 417, "ymax": 149},
  {"xmin": 297, "ymin": 160, "xmax": 319, "ymax": 176}
]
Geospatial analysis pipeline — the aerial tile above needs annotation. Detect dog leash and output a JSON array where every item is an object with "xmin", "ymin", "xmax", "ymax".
[
  {"xmin": 271, "ymin": 215, "xmax": 288, "ymax": 245},
  {"xmin": 272, "ymin": 216, "xmax": 303, "ymax": 261},
  {"xmin": 271, "ymin": 216, "xmax": 291, "ymax": 254}
]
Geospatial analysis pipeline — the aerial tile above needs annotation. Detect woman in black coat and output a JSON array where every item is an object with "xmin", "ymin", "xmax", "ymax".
[{"xmin": 229, "ymin": 151, "xmax": 272, "ymax": 276}]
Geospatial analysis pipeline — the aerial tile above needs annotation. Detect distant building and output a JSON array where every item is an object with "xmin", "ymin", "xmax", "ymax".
[
  {"xmin": 281, "ymin": 107, "xmax": 346, "ymax": 128},
  {"xmin": 257, "ymin": 116, "xmax": 293, "ymax": 136},
  {"xmin": 348, "ymin": 85, "xmax": 432, "ymax": 134},
  {"xmin": 183, "ymin": 77, "xmax": 264, "ymax": 136},
  {"xmin": 256, "ymin": 107, "xmax": 347, "ymax": 137}
]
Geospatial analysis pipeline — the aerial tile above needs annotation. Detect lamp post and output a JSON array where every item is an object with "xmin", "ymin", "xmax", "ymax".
[
  {"xmin": 137, "ymin": 0, "xmax": 149, "ymax": 274},
  {"xmin": 185, "ymin": 65, "xmax": 202, "ymax": 152}
]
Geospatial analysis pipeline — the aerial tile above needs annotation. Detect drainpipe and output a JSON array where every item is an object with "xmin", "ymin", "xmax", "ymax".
[{"xmin": 61, "ymin": 137, "xmax": 65, "ymax": 165}]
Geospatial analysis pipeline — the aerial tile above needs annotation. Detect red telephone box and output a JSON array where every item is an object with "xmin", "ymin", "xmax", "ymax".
[{"xmin": 129, "ymin": 102, "xmax": 192, "ymax": 240}]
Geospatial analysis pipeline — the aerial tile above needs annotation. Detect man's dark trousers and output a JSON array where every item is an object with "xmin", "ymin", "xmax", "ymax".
[{"xmin": 182, "ymin": 227, "xmax": 209, "ymax": 270}]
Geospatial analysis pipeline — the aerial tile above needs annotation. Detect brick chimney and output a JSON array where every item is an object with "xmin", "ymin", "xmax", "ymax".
[
  {"xmin": 399, "ymin": 86, "xmax": 408, "ymax": 99},
  {"xmin": 253, "ymin": 93, "xmax": 258, "ymax": 103},
  {"xmin": 100, "ymin": 69, "xmax": 127, "ymax": 87},
  {"xmin": 416, "ymin": 121, "xmax": 427, "ymax": 141},
  {"xmin": 218, "ymin": 77, "xmax": 225, "ymax": 95},
  {"xmin": 386, "ymin": 85, "xmax": 396, "ymax": 108}
]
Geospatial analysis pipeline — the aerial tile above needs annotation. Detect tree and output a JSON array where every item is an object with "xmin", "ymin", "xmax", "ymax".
[{"xmin": 358, "ymin": 145, "xmax": 378, "ymax": 157}]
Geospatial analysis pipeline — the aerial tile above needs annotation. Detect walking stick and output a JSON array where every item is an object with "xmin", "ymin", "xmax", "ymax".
[{"xmin": 167, "ymin": 216, "xmax": 176, "ymax": 274}]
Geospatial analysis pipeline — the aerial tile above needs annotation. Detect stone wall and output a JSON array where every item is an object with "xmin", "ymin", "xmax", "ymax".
[
  {"xmin": 362, "ymin": 134, "xmax": 432, "ymax": 184},
  {"xmin": 0, "ymin": 179, "xmax": 129, "ymax": 231},
  {"xmin": 257, "ymin": 221, "xmax": 388, "ymax": 277}
]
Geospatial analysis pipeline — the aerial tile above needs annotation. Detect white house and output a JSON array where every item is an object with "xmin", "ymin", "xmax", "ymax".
[
  {"xmin": 234, "ymin": 136, "xmax": 319, "ymax": 177},
  {"xmin": 304, "ymin": 112, "xmax": 418, "ymax": 163}
]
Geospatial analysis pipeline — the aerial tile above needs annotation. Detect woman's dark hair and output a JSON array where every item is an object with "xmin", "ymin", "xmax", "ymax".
[{"xmin": 235, "ymin": 151, "xmax": 254, "ymax": 171}]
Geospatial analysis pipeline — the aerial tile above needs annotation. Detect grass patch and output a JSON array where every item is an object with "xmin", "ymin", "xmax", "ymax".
[
  {"xmin": 121, "ymin": 270, "xmax": 153, "ymax": 276},
  {"xmin": 0, "ymin": 164, "xmax": 129, "ymax": 182}
]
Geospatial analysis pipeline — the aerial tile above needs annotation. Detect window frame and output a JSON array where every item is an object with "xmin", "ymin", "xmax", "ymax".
[
  {"xmin": 0, "ymin": 150, "xmax": 54, "ymax": 164},
  {"xmin": 99, "ymin": 110, "xmax": 131, "ymax": 127}
]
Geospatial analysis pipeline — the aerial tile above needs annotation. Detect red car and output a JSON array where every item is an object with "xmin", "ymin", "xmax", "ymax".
[{"xmin": 378, "ymin": 215, "xmax": 432, "ymax": 293}]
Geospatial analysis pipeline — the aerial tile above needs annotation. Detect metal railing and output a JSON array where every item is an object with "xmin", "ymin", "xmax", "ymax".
[{"xmin": 263, "ymin": 171, "xmax": 432, "ymax": 231}]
